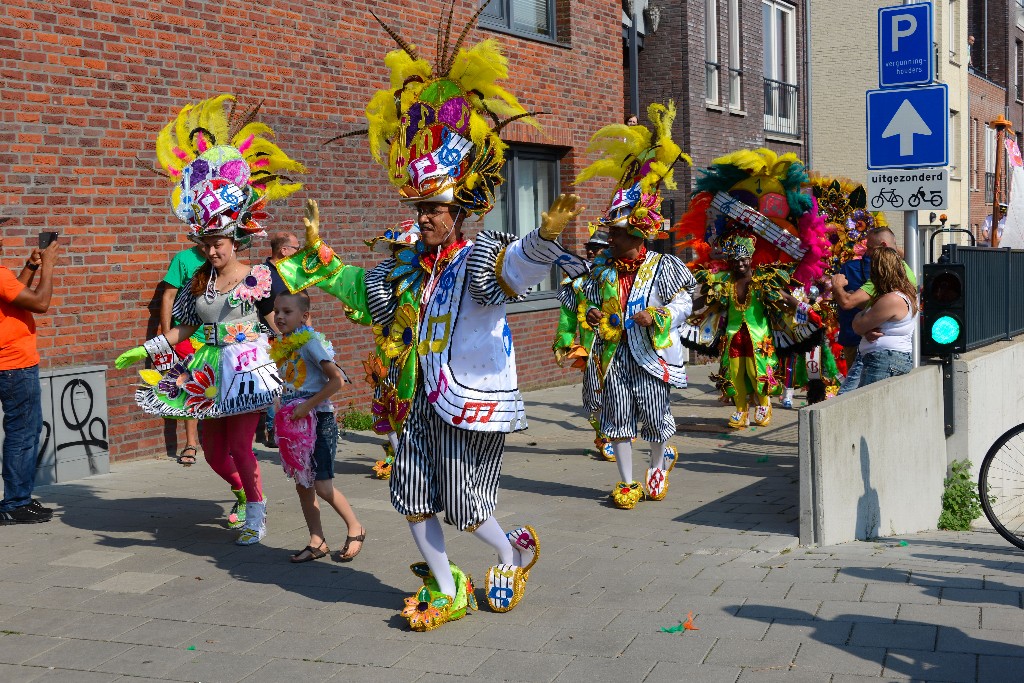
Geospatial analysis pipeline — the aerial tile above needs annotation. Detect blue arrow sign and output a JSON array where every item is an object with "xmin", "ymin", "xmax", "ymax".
[
  {"xmin": 867, "ymin": 84, "xmax": 948, "ymax": 170},
  {"xmin": 878, "ymin": 2, "xmax": 933, "ymax": 87}
]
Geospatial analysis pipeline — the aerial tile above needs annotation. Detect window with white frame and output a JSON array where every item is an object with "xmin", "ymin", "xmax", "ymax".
[
  {"xmin": 985, "ymin": 125, "xmax": 997, "ymax": 202},
  {"xmin": 948, "ymin": 0, "xmax": 957, "ymax": 61},
  {"xmin": 1016, "ymin": 40, "xmax": 1023, "ymax": 101},
  {"xmin": 949, "ymin": 110, "xmax": 960, "ymax": 175},
  {"xmin": 705, "ymin": 0, "xmax": 720, "ymax": 104},
  {"xmin": 970, "ymin": 117, "xmax": 978, "ymax": 190},
  {"xmin": 728, "ymin": 0, "xmax": 742, "ymax": 109},
  {"xmin": 481, "ymin": 146, "xmax": 562, "ymax": 293},
  {"xmin": 481, "ymin": 0, "xmax": 556, "ymax": 40},
  {"xmin": 763, "ymin": 0, "xmax": 798, "ymax": 135}
]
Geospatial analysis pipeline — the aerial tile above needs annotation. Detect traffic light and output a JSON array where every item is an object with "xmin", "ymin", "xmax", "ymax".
[{"xmin": 921, "ymin": 263, "xmax": 966, "ymax": 356}]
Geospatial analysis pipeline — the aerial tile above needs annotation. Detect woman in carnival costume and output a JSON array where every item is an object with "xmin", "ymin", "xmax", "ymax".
[
  {"xmin": 551, "ymin": 223, "xmax": 616, "ymax": 462},
  {"xmin": 116, "ymin": 95, "xmax": 304, "ymax": 545},
  {"xmin": 574, "ymin": 102, "xmax": 696, "ymax": 510},
  {"xmin": 676, "ymin": 148, "xmax": 829, "ymax": 429},
  {"xmin": 273, "ymin": 9, "xmax": 588, "ymax": 631}
]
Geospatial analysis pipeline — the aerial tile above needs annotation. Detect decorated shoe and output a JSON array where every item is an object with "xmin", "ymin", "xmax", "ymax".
[
  {"xmin": 235, "ymin": 500, "xmax": 267, "ymax": 545},
  {"xmin": 405, "ymin": 562, "xmax": 476, "ymax": 626},
  {"xmin": 505, "ymin": 525, "xmax": 540, "ymax": 575},
  {"xmin": 662, "ymin": 445, "xmax": 679, "ymax": 472},
  {"xmin": 781, "ymin": 397, "xmax": 793, "ymax": 409},
  {"xmin": 402, "ymin": 587, "xmax": 453, "ymax": 631},
  {"xmin": 610, "ymin": 481, "xmax": 643, "ymax": 509},
  {"xmin": 372, "ymin": 443, "xmax": 395, "ymax": 479},
  {"xmin": 485, "ymin": 563, "xmax": 529, "ymax": 613},
  {"xmin": 597, "ymin": 438, "xmax": 617, "ymax": 462},
  {"xmin": 645, "ymin": 467, "xmax": 669, "ymax": 501},
  {"xmin": 752, "ymin": 403, "xmax": 772, "ymax": 427},
  {"xmin": 728, "ymin": 411, "xmax": 749, "ymax": 429},
  {"xmin": 227, "ymin": 488, "xmax": 246, "ymax": 529}
]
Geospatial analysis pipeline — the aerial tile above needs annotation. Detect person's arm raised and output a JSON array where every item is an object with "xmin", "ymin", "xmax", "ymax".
[{"xmin": 11, "ymin": 242, "xmax": 58, "ymax": 314}]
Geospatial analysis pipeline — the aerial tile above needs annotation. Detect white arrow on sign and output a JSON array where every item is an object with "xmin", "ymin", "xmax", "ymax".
[{"xmin": 881, "ymin": 99, "xmax": 932, "ymax": 156}]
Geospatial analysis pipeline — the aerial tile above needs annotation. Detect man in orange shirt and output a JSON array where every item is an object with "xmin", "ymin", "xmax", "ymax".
[{"xmin": 0, "ymin": 235, "xmax": 59, "ymax": 524}]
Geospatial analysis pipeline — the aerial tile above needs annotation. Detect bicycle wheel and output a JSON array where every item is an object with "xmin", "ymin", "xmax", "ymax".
[
  {"xmin": 979, "ymin": 423, "xmax": 1024, "ymax": 550},
  {"xmin": 871, "ymin": 194, "xmax": 884, "ymax": 209}
]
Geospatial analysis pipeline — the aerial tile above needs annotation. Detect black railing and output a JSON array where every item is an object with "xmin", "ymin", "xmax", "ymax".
[
  {"xmin": 763, "ymin": 77, "xmax": 799, "ymax": 136},
  {"xmin": 942, "ymin": 244, "xmax": 1024, "ymax": 350}
]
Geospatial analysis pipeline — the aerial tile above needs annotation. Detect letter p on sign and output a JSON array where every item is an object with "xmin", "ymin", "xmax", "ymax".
[{"xmin": 891, "ymin": 14, "xmax": 917, "ymax": 51}]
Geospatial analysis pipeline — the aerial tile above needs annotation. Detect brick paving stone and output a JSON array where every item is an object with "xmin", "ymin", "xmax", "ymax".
[
  {"xmin": 31, "ymin": 669, "xmax": 121, "ymax": 682},
  {"xmin": 550, "ymin": 655, "xmax": 656, "ymax": 683},
  {"xmin": 734, "ymin": 598, "xmax": 822, "ymax": 620},
  {"xmin": 785, "ymin": 582, "xmax": 865, "ymax": 602},
  {"xmin": 392, "ymin": 643, "xmax": 496, "ymax": 676},
  {"xmin": 165, "ymin": 650, "xmax": 272, "ymax": 683},
  {"xmin": 941, "ymin": 587, "xmax": 1021, "ymax": 608},
  {"xmin": 815, "ymin": 600, "xmax": 899, "ymax": 623},
  {"xmin": 978, "ymin": 654, "xmax": 1024, "ymax": 683},
  {"xmin": 792, "ymin": 643, "xmax": 885, "ymax": 677},
  {"xmin": 861, "ymin": 583, "xmax": 940, "ymax": 604},
  {"xmin": 897, "ymin": 603, "xmax": 981, "ymax": 630},
  {"xmin": 0, "ymin": 663, "xmax": 47, "ymax": 683},
  {"xmin": 736, "ymin": 668, "xmax": 833, "ymax": 682},
  {"xmin": 472, "ymin": 650, "xmax": 574, "ymax": 683},
  {"xmin": 321, "ymin": 635, "xmax": 420, "ymax": 667},
  {"xmin": 92, "ymin": 644, "xmax": 198, "ymax": 678},
  {"xmin": 239, "ymin": 658, "xmax": 343, "ymax": 682},
  {"xmin": 645, "ymin": 662, "xmax": 742, "ymax": 683},
  {"xmin": 762, "ymin": 618, "xmax": 853, "ymax": 645},
  {"xmin": 540, "ymin": 629, "xmax": 637, "ymax": 658},
  {"xmin": 56, "ymin": 613, "xmax": 150, "ymax": 641},
  {"xmin": 980, "ymin": 606, "xmax": 1024, "ymax": 630},
  {"xmin": 935, "ymin": 625, "xmax": 1024, "ymax": 655},
  {"xmin": 882, "ymin": 650, "xmax": 977, "ymax": 683},
  {"xmin": 705, "ymin": 639, "xmax": 798, "ymax": 668},
  {"xmin": 848, "ymin": 622, "xmax": 937, "ymax": 650}
]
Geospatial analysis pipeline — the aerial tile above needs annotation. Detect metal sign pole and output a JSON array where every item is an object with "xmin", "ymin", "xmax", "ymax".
[{"xmin": 905, "ymin": 209, "xmax": 920, "ymax": 368}]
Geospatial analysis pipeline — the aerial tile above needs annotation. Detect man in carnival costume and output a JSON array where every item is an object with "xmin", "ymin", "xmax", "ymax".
[
  {"xmin": 677, "ymin": 149, "xmax": 829, "ymax": 429},
  {"xmin": 273, "ymin": 10, "xmax": 588, "ymax": 631},
  {"xmin": 574, "ymin": 102, "xmax": 696, "ymax": 510},
  {"xmin": 116, "ymin": 95, "xmax": 305, "ymax": 544},
  {"xmin": 551, "ymin": 223, "xmax": 615, "ymax": 462}
]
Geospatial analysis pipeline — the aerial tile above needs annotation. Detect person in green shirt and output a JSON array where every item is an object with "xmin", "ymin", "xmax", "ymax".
[{"xmin": 160, "ymin": 245, "xmax": 205, "ymax": 465}]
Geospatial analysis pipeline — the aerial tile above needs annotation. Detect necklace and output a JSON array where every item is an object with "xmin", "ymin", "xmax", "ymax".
[
  {"xmin": 609, "ymin": 246, "xmax": 648, "ymax": 274},
  {"xmin": 204, "ymin": 266, "xmax": 247, "ymax": 303}
]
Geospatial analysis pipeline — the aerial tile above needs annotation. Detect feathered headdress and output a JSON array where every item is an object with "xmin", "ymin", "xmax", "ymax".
[
  {"xmin": 154, "ymin": 94, "xmax": 305, "ymax": 246},
  {"xmin": 337, "ymin": 4, "xmax": 538, "ymax": 221},
  {"xmin": 675, "ymin": 147, "xmax": 829, "ymax": 285},
  {"xmin": 806, "ymin": 174, "xmax": 876, "ymax": 273},
  {"xmin": 575, "ymin": 101, "xmax": 692, "ymax": 239}
]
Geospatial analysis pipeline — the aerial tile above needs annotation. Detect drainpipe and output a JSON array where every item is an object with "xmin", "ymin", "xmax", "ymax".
[
  {"xmin": 804, "ymin": 0, "xmax": 813, "ymax": 166},
  {"xmin": 628, "ymin": 3, "xmax": 640, "ymax": 117}
]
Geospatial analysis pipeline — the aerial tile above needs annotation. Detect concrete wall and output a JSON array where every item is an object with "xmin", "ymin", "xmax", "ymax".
[
  {"xmin": 946, "ymin": 335, "xmax": 1024, "ymax": 484},
  {"xmin": 799, "ymin": 366, "xmax": 947, "ymax": 546}
]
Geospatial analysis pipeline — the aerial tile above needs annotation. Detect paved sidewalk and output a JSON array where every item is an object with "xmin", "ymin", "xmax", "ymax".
[{"xmin": 1, "ymin": 367, "xmax": 1023, "ymax": 682}]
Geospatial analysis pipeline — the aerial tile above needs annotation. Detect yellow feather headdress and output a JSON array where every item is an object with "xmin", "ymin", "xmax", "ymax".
[
  {"xmin": 154, "ymin": 94, "xmax": 305, "ymax": 244},
  {"xmin": 352, "ymin": 6, "xmax": 539, "ymax": 221},
  {"xmin": 575, "ymin": 101, "xmax": 691, "ymax": 239}
]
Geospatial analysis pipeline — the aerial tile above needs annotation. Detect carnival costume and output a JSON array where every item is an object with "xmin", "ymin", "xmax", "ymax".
[
  {"xmin": 574, "ymin": 103, "xmax": 695, "ymax": 509},
  {"xmin": 274, "ymin": 11, "xmax": 587, "ymax": 631},
  {"xmin": 552, "ymin": 223, "xmax": 616, "ymax": 461},
  {"xmin": 116, "ymin": 94, "xmax": 304, "ymax": 544},
  {"xmin": 676, "ymin": 149, "xmax": 828, "ymax": 429}
]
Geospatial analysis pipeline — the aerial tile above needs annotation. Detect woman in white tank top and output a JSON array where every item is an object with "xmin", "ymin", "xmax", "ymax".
[{"xmin": 850, "ymin": 247, "xmax": 918, "ymax": 388}]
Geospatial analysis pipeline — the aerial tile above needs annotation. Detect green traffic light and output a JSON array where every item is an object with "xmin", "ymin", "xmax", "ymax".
[{"xmin": 931, "ymin": 315, "xmax": 961, "ymax": 345}]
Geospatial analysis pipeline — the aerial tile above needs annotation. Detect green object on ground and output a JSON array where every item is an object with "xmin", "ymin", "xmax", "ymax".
[
  {"xmin": 899, "ymin": 540, "xmax": 909, "ymax": 546},
  {"xmin": 660, "ymin": 622, "xmax": 684, "ymax": 633},
  {"xmin": 757, "ymin": 456, "xmax": 769, "ymax": 463},
  {"xmin": 187, "ymin": 646, "xmax": 196, "ymax": 651}
]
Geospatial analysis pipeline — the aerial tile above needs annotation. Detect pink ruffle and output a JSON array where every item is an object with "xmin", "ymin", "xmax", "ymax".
[
  {"xmin": 274, "ymin": 402, "xmax": 317, "ymax": 489},
  {"xmin": 792, "ymin": 196, "xmax": 830, "ymax": 286}
]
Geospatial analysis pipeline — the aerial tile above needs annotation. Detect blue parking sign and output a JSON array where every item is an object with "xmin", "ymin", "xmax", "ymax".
[
  {"xmin": 866, "ymin": 85, "xmax": 948, "ymax": 170},
  {"xmin": 878, "ymin": 3, "xmax": 933, "ymax": 87}
]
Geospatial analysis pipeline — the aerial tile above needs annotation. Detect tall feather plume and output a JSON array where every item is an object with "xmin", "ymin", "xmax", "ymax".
[
  {"xmin": 229, "ymin": 99, "xmax": 265, "ymax": 140},
  {"xmin": 438, "ymin": 0, "xmax": 455, "ymax": 69},
  {"xmin": 369, "ymin": 10, "xmax": 419, "ymax": 61},
  {"xmin": 324, "ymin": 129, "xmax": 370, "ymax": 146},
  {"xmin": 442, "ymin": 0, "xmax": 493, "ymax": 76}
]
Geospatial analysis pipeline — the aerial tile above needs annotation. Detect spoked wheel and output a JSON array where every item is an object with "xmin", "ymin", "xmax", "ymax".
[{"xmin": 979, "ymin": 423, "xmax": 1024, "ymax": 550}]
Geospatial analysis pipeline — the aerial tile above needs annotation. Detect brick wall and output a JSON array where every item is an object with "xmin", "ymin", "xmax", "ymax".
[
  {"xmin": 0, "ymin": 0, "xmax": 623, "ymax": 461},
  {"xmin": 967, "ymin": 72, "xmax": 1008, "ymax": 238}
]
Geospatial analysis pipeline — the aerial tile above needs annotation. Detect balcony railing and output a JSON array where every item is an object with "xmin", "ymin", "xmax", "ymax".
[{"xmin": 763, "ymin": 77, "xmax": 800, "ymax": 137}]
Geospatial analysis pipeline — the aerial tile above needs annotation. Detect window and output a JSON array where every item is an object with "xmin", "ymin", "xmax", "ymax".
[
  {"xmin": 985, "ymin": 125, "xmax": 997, "ymax": 202},
  {"xmin": 763, "ymin": 0, "xmax": 798, "ymax": 136},
  {"xmin": 705, "ymin": 0, "xmax": 720, "ymax": 104},
  {"xmin": 481, "ymin": 0, "xmax": 555, "ymax": 41},
  {"xmin": 728, "ymin": 0, "xmax": 742, "ymax": 109},
  {"xmin": 481, "ymin": 146, "xmax": 562, "ymax": 293},
  {"xmin": 949, "ymin": 110, "xmax": 960, "ymax": 176},
  {"xmin": 1016, "ymin": 40, "xmax": 1023, "ymax": 101},
  {"xmin": 970, "ymin": 117, "xmax": 978, "ymax": 190},
  {"xmin": 948, "ymin": 0, "xmax": 957, "ymax": 61}
]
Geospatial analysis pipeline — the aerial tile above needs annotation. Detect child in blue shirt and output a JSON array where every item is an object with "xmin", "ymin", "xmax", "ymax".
[{"xmin": 271, "ymin": 292, "xmax": 365, "ymax": 563}]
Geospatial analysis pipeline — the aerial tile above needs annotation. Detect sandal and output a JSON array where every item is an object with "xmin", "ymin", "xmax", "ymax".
[
  {"xmin": 337, "ymin": 527, "xmax": 366, "ymax": 562},
  {"xmin": 177, "ymin": 445, "xmax": 198, "ymax": 467},
  {"xmin": 291, "ymin": 541, "xmax": 329, "ymax": 563}
]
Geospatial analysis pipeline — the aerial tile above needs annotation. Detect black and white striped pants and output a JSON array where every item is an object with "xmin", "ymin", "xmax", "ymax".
[
  {"xmin": 390, "ymin": 388, "xmax": 506, "ymax": 530},
  {"xmin": 599, "ymin": 344, "xmax": 675, "ymax": 443}
]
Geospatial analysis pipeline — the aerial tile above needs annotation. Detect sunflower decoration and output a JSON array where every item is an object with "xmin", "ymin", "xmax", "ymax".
[
  {"xmin": 362, "ymin": 352, "xmax": 387, "ymax": 389},
  {"xmin": 597, "ymin": 297, "xmax": 625, "ymax": 343},
  {"xmin": 401, "ymin": 586, "xmax": 453, "ymax": 632},
  {"xmin": 754, "ymin": 338, "xmax": 775, "ymax": 358},
  {"xmin": 371, "ymin": 384, "xmax": 412, "ymax": 435},
  {"xmin": 384, "ymin": 304, "xmax": 418, "ymax": 365}
]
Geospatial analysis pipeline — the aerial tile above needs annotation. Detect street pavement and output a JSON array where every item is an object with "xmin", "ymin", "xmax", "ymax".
[{"xmin": 1, "ymin": 366, "xmax": 1023, "ymax": 682}]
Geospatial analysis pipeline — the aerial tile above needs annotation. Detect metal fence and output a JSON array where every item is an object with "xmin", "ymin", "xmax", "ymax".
[
  {"xmin": 943, "ymin": 244, "xmax": 1024, "ymax": 350},
  {"xmin": 763, "ymin": 77, "xmax": 799, "ymax": 137}
]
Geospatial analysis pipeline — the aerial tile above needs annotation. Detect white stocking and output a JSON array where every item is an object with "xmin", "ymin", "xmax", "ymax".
[
  {"xmin": 387, "ymin": 431, "xmax": 399, "ymax": 451},
  {"xmin": 648, "ymin": 440, "xmax": 667, "ymax": 470},
  {"xmin": 472, "ymin": 515, "xmax": 516, "ymax": 566},
  {"xmin": 408, "ymin": 516, "xmax": 456, "ymax": 598},
  {"xmin": 613, "ymin": 440, "xmax": 633, "ymax": 483}
]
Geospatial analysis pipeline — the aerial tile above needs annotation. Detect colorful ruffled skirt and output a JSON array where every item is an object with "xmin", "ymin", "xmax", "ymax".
[{"xmin": 135, "ymin": 320, "xmax": 283, "ymax": 419}]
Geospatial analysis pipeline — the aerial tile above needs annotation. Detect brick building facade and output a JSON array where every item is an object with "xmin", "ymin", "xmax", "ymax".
[
  {"xmin": 0, "ymin": 0, "xmax": 623, "ymax": 461},
  {"xmin": 627, "ymin": 0, "xmax": 807, "ymax": 228}
]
